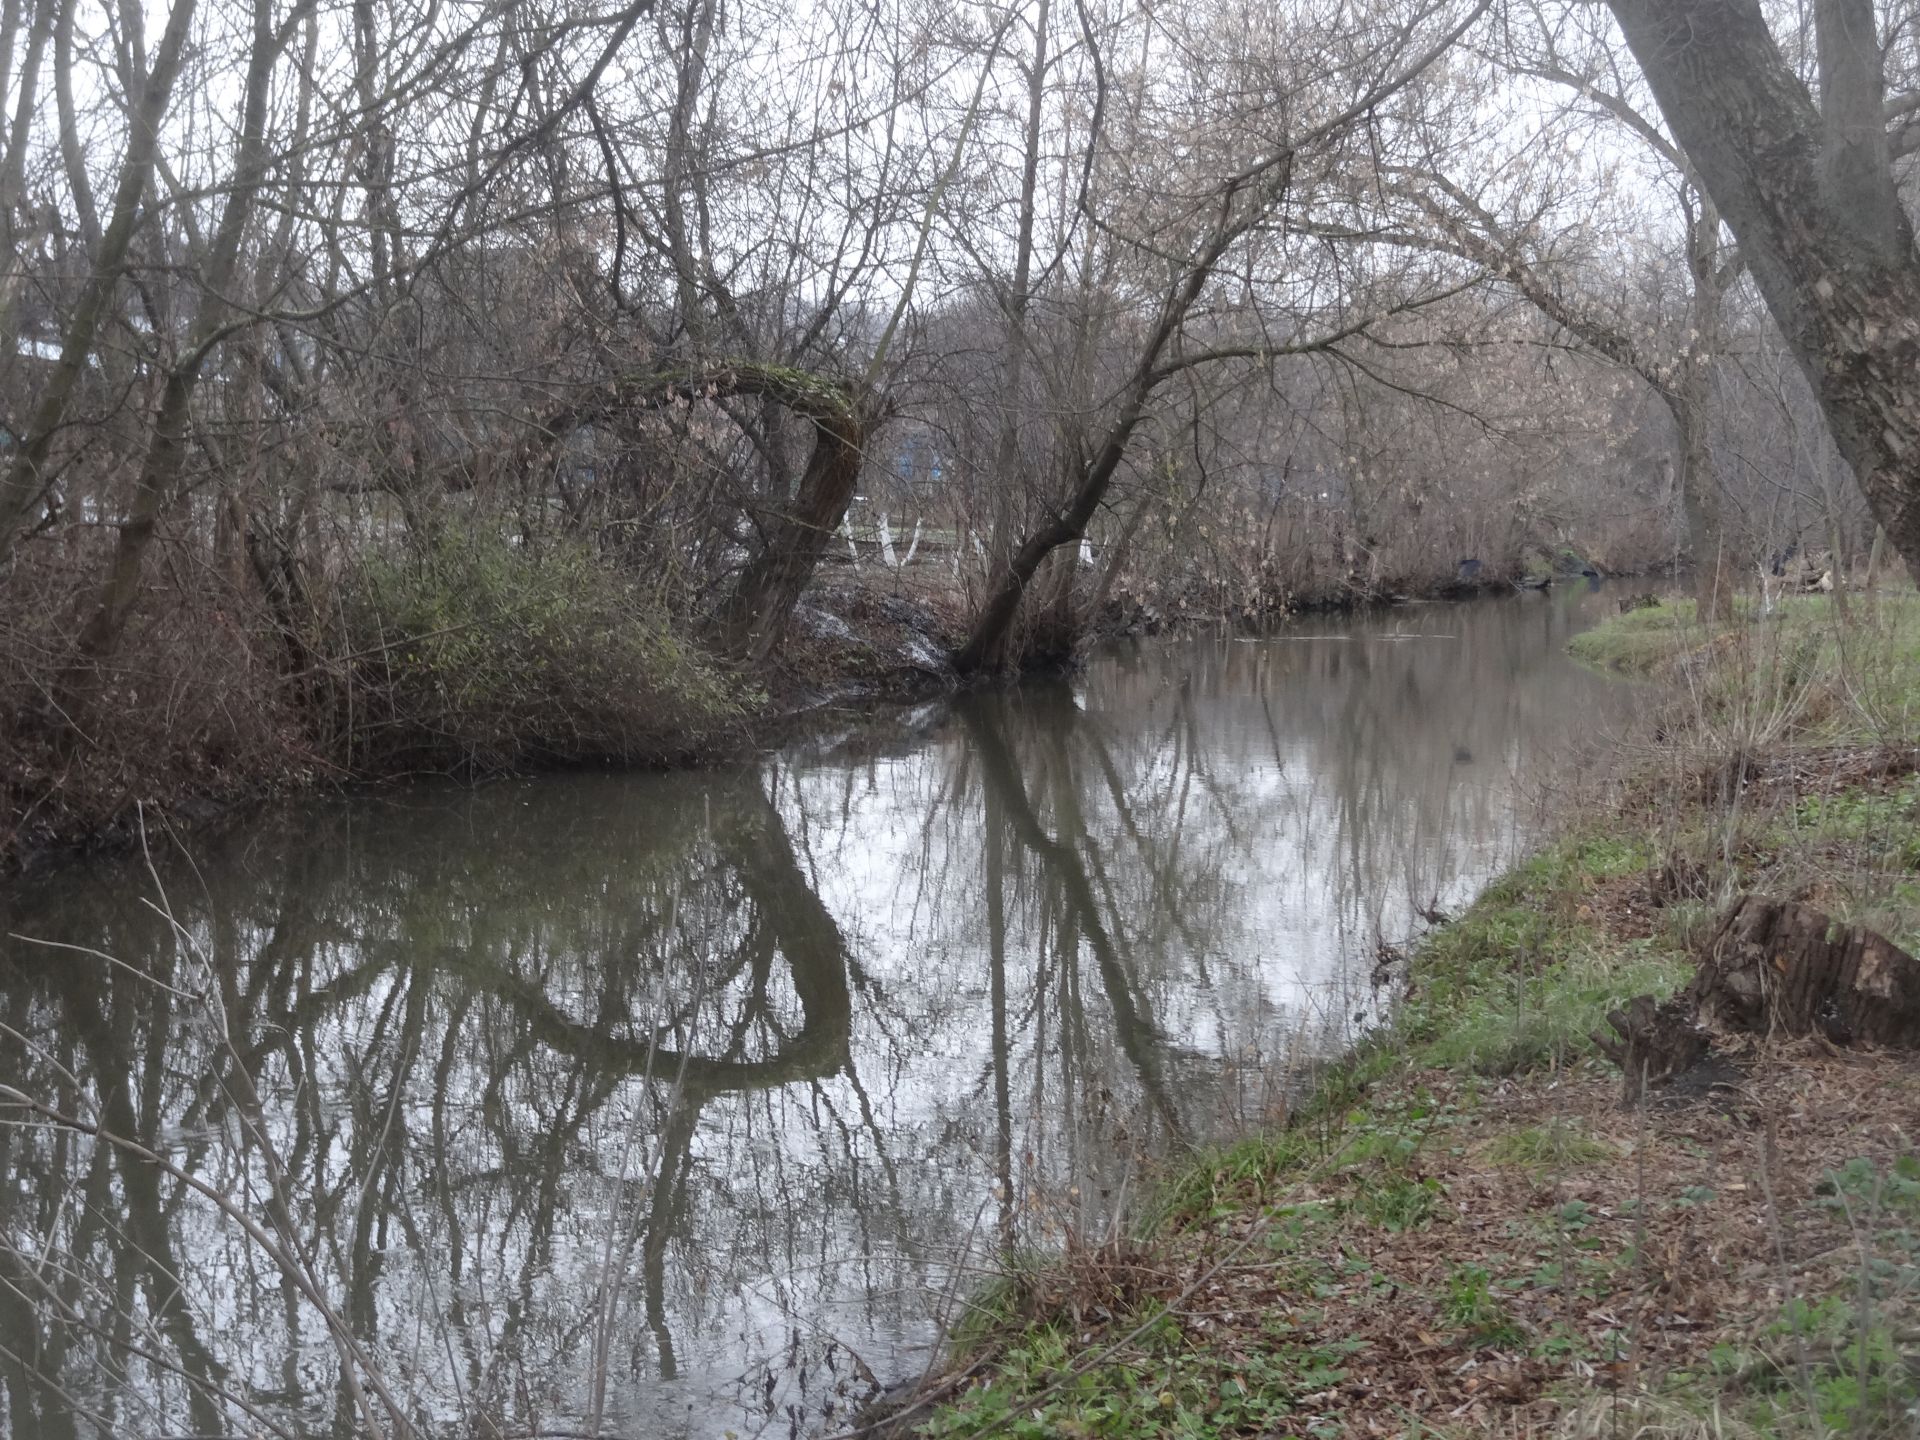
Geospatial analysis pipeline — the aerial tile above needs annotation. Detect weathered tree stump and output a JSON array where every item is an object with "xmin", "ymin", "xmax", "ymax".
[
  {"xmin": 1691, "ymin": 894, "xmax": 1920, "ymax": 1046},
  {"xmin": 1592, "ymin": 994, "xmax": 1710, "ymax": 1102}
]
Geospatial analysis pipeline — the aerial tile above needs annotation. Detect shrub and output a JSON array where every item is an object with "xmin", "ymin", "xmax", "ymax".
[{"xmin": 341, "ymin": 531, "xmax": 745, "ymax": 771}]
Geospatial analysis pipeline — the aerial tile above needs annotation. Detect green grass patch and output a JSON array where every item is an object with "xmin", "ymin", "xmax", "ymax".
[
  {"xmin": 1567, "ymin": 597, "xmax": 1703, "ymax": 673},
  {"xmin": 1440, "ymin": 1263, "xmax": 1528, "ymax": 1348},
  {"xmin": 1395, "ymin": 833, "xmax": 1688, "ymax": 1076},
  {"xmin": 1702, "ymin": 1152, "xmax": 1920, "ymax": 1440},
  {"xmin": 923, "ymin": 1306, "xmax": 1364, "ymax": 1439},
  {"xmin": 1569, "ymin": 593, "xmax": 1920, "ymax": 746},
  {"xmin": 1786, "ymin": 776, "xmax": 1920, "ymax": 870},
  {"xmin": 1483, "ymin": 1120, "xmax": 1616, "ymax": 1172}
]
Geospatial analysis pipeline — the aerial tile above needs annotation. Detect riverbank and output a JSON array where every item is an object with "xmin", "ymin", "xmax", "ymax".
[
  {"xmin": 0, "ymin": 553, "xmax": 1535, "ymax": 879},
  {"xmin": 0, "ymin": 564, "xmax": 969, "ymax": 878},
  {"xmin": 892, "ymin": 592, "xmax": 1920, "ymax": 1439}
]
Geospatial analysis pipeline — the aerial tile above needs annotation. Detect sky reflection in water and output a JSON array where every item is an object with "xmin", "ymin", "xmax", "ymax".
[{"xmin": 0, "ymin": 588, "xmax": 1634, "ymax": 1439}]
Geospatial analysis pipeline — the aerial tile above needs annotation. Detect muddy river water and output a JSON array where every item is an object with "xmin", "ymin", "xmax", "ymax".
[{"xmin": 0, "ymin": 588, "xmax": 1633, "ymax": 1438}]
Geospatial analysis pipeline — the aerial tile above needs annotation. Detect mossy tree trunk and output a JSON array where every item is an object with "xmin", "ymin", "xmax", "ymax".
[
  {"xmin": 713, "ymin": 398, "xmax": 879, "ymax": 664},
  {"xmin": 528, "ymin": 361, "xmax": 880, "ymax": 665}
]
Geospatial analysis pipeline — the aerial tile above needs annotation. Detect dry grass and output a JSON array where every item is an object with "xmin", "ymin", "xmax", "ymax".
[{"xmin": 0, "ymin": 549, "xmax": 318, "ymax": 869}]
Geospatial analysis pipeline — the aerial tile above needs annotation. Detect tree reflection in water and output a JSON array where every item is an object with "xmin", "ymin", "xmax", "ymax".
[{"xmin": 0, "ymin": 590, "xmax": 1630, "ymax": 1438}]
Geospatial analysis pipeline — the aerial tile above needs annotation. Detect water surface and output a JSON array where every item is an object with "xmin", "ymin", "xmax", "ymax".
[{"xmin": 0, "ymin": 588, "xmax": 1632, "ymax": 1438}]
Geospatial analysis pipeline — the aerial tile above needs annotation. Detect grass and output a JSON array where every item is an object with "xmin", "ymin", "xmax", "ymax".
[
  {"xmin": 1568, "ymin": 592, "xmax": 1920, "ymax": 744},
  {"xmin": 919, "ymin": 1312, "xmax": 1364, "ymax": 1440},
  {"xmin": 916, "ymin": 590, "xmax": 1920, "ymax": 1440},
  {"xmin": 1441, "ymin": 1262, "xmax": 1528, "ymax": 1348},
  {"xmin": 1567, "ymin": 595, "xmax": 1712, "ymax": 673},
  {"xmin": 1483, "ymin": 1119, "xmax": 1617, "ymax": 1172}
]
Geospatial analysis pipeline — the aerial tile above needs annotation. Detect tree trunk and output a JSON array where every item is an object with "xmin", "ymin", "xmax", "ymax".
[
  {"xmin": 954, "ymin": 168, "xmax": 1279, "ymax": 675},
  {"xmin": 0, "ymin": 0, "xmax": 199, "ymax": 565},
  {"xmin": 509, "ymin": 360, "xmax": 878, "ymax": 666},
  {"xmin": 983, "ymin": 0, "xmax": 1049, "ymax": 591},
  {"xmin": 0, "ymin": 0, "xmax": 55, "ymax": 357},
  {"xmin": 1693, "ymin": 893, "xmax": 1920, "ymax": 1046},
  {"xmin": 713, "ymin": 402, "xmax": 877, "ymax": 664},
  {"xmin": 1678, "ymin": 397, "xmax": 1731, "ymax": 623},
  {"xmin": 1865, "ymin": 524, "xmax": 1889, "ymax": 595},
  {"xmin": 1605, "ymin": 0, "xmax": 1920, "ymax": 584},
  {"xmin": 1681, "ymin": 202, "xmax": 1733, "ymax": 623},
  {"xmin": 63, "ymin": 0, "xmax": 306, "ymax": 674}
]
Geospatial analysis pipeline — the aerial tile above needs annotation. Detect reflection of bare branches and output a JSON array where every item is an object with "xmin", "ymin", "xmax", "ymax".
[
  {"xmin": 963, "ymin": 698, "xmax": 1187, "ymax": 1146},
  {"xmin": 0, "ymin": 591, "xmax": 1636, "ymax": 1439},
  {"xmin": 1082, "ymin": 717, "xmax": 1213, "ymax": 966},
  {"xmin": 0, "ymin": 769, "xmax": 876, "ymax": 1438},
  {"xmin": 0, "ymin": 1083, "xmax": 408, "ymax": 1437}
]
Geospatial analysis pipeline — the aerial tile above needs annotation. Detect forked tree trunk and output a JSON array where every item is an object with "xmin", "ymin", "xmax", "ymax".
[
  {"xmin": 61, "ymin": 0, "xmax": 313, "ymax": 680},
  {"xmin": 1605, "ymin": 0, "xmax": 1920, "ymax": 584}
]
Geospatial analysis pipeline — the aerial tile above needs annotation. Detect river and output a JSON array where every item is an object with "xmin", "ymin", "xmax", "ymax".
[{"xmin": 0, "ymin": 586, "xmax": 1634, "ymax": 1439}]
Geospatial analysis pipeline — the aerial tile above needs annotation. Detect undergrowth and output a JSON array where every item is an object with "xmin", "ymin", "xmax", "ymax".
[{"xmin": 342, "ymin": 531, "xmax": 746, "ymax": 771}]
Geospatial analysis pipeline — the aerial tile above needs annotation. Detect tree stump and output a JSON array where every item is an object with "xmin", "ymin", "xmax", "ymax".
[
  {"xmin": 1592, "ymin": 994, "xmax": 1710, "ymax": 1102},
  {"xmin": 1692, "ymin": 894, "xmax": 1920, "ymax": 1046}
]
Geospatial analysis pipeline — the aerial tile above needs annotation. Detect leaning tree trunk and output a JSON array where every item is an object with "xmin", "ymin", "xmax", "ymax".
[
  {"xmin": 516, "ymin": 361, "xmax": 879, "ymax": 667},
  {"xmin": 714, "ymin": 401, "xmax": 877, "ymax": 664},
  {"xmin": 953, "ymin": 177, "xmax": 1267, "ymax": 677},
  {"xmin": 954, "ymin": 435, "xmax": 1121, "ymax": 677},
  {"xmin": 1605, "ymin": 0, "xmax": 1920, "ymax": 584}
]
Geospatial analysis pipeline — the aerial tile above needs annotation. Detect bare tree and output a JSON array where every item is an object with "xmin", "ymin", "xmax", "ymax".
[{"xmin": 953, "ymin": 0, "xmax": 1494, "ymax": 672}]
